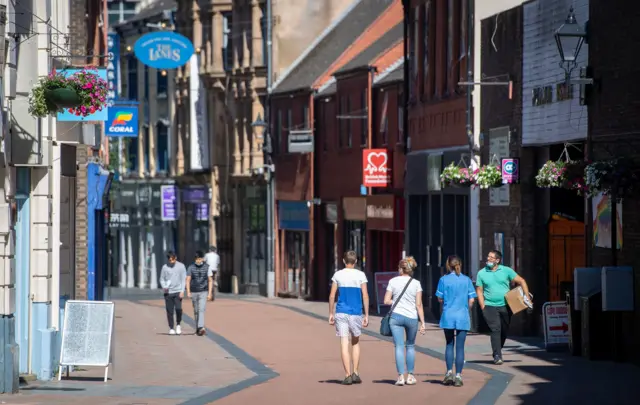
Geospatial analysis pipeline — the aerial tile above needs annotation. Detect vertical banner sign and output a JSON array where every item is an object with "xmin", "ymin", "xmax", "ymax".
[
  {"xmin": 106, "ymin": 33, "xmax": 120, "ymax": 106},
  {"xmin": 362, "ymin": 149, "xmax": 390, "ymax": 187},
  {"xmin": 189, "ymin": 53, "xmax": 210, "ymax": 171},
  {"xmin": 501, "ymin": 158, "xmax": 520, "ymax": 184},
  {"xmin": 160, "ymin": 185, "xmax": 178, "ymax": 221}
]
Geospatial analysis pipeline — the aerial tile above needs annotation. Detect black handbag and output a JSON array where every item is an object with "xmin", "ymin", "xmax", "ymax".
[{"xmin": 380, "ymin": 277, "xmax": 414, "ymax": 336}]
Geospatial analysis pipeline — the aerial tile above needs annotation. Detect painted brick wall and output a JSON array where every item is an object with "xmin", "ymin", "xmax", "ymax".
[
  {"xmin": 521, "ymin": 0, "xmax": 588, "ymax": 146},
  {"xmin": 479, "ymin": 6, "xmax": 541, "ymax": 336},
  {"xmin": 588, "ymin": 0, "xmax": 640, "ymax": 364}
]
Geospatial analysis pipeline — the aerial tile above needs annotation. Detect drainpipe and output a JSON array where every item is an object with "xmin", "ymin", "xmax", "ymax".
[
  {"xmin": 265, "ymin": 0, "xmax": 276, "ymax": 298},
  {"xmin": 402, "ymin": 0, "xmax": 409, "ymax": 152},
  {"xmin": 466, "ymin": 0, "xmax": 474, "ymax": 155}
]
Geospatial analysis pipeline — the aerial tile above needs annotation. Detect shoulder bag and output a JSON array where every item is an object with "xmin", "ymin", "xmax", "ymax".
[{"xmin": 380, "ymin": 277, "xmax": 414, "ymax": 337}]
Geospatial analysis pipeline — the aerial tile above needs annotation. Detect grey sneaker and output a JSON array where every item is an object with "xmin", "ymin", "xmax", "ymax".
[
  {"xmin": 351, "ymin": 373, "xmax": 362, "ymax": 384},
  {"xmin": 341, "ymin": 375, "xmax": 353, "ymax": 385},
  {"xmin": 443, "ymin": 372, "xmax": 454, "ymax": 386},
  {"xmin": 494, "ymin": 356, "xmax": 503, "ymax": 365},
  {"xmin": 454, "ymin": 375, "xmax": 463, "ymax": 387}
]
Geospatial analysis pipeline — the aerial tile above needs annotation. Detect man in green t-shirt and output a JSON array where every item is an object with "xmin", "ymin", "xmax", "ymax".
[{"xmin": 475, "ymin": 250, "xmax": 531, "ymax": 365}]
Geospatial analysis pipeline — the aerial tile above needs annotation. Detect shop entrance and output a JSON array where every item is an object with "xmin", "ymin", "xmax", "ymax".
[
  {"xmin": 370, "ymin": 231, "xmax": 403, "ymax": 273},
  {"xmin": 408, "ymin": 193, "xmax": 469, "ymax": 319}
]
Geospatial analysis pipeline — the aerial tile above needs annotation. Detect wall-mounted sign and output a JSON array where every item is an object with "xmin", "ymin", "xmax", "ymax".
[
  {"xmin": 366, "ymin": 194, "xmax": 402, "ymax": 231},
  {"xmin": 57, "ymin": 68, "xmax": 108, "ymax": 122},
  {"xmin": 501, "ymin": 158, "xmax": 520, "ymax": 184},
  {"xmin": 105, "ymin": 106, "xmax": 138, "ymax": 137},
  {"xmin": 133, "ymin": 31, "xmax": 195, "ymax": 69},
  {"xmin": 288, "ymin": 130, "xmax": 314, "ymax": 153},
  {"xmin": 278, "ymin": 201, "xmax": 310, "ymax": 231},
  {"xmin": 161, "ymin": 185, "xmax": 178, "ymax": 221},
  {"xmin": 106, "ymin": 33, "xmax": 120, "ymax": 106},
  {"xmin": 182, "ymin": 186, "xmax": 209, "ymax": 204},
  {"xmin": 363, "ymin": 149, "xmax": 390, "ymax": 187}
]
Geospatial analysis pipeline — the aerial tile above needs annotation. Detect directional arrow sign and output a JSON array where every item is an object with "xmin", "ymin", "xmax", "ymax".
[{"xmin": 549, "ymin": 322, "xmax": 568, "ymax": 333}]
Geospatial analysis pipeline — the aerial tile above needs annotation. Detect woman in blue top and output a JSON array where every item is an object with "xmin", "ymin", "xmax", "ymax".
[{"xmin": 435, "ymin": 255, "xmax": 477, "ymax": 387}]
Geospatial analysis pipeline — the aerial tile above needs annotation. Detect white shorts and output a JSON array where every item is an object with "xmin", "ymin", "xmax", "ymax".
[{"xmin": 335, "ymin": 313, "xmax": 363, "ymax": 338}]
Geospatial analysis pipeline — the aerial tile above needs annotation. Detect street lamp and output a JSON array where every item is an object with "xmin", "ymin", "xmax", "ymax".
[
  {"xmin": 554, "ymin": 7, "xmax": 587, "ymax": 77},
  {"xmin": 251, "ymin": 114, "xmax": 276, "ymax": 298}
]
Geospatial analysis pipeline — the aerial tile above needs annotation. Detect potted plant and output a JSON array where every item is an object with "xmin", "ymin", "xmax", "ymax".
[
  {"xmin": 28, "ymin": 73, "xmax": 79, "ymax": 117},
  {"xmin": 560, "ymin": 160, "xmax": 588, "ymax": 195},
  {"xmin": 535, "ymin": 160, "xmax": 566, "ymax": 188},
  {"xmin": 440, "ymin": 162, "xmax": 476, "ymax": 187},
  {"xmin": 65, "ymin": 68, "xmax": 108, "ymax": 117},
  {"xmin": 475, "ymin": 165, "xmax": 503, "ymax": 189}
]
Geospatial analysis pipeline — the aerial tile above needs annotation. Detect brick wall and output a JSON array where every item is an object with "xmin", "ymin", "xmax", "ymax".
[
  {"xmin": 479, "ymin": 6, "xmax": 541, "ymax": 335},
  {"xmin": 69, "ymin": 0, "xmax": 90, "ymax": 299},
  {"xmin": 588, "ymin": 0, "xmax": 640, "ymax": 363}
]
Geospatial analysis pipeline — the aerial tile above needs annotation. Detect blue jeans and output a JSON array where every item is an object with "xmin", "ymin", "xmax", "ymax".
[
  {"xmin": 389, "ymin": 313, "xmax": 419, "ymax": 374},
  {"xmin": 444, "ymin": 329, "xmax": 468, "ymax": 373}
]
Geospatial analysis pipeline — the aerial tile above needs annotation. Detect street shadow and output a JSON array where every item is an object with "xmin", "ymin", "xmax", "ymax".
[
  {"xmin": 57, "ymin": 376, "xmax": 113, "ymax": 382},
  {"xmin": 372, "ymin": 379, "xmax": 396, "ymax": 385},
  {"xmin": 318, "ymin": 379, "xmax": 344, "ymax": 384},
  {"xmin": 467, "ymin": 359, "xmax": 522, "ymax": 364},
  {"xmin": 423, "ymin": 379, "xmax": 445, "ymax": 385},
  {"xmin": 155, "ymin": 332, "xmax": 197, "ymax": 336},
  {"xmin": 21, "ymin": 386, "xmax": 86, "ymax": 392}
]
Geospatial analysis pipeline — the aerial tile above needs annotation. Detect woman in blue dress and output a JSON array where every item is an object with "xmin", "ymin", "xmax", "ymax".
[{"xmin": 435, "ymin": 255, "xmax": 477, "ymax": 387}]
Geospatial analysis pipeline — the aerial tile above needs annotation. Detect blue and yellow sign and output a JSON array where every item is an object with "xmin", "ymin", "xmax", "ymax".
[{"xmin": 105, "ymin": 106, "xmax": 139, "ymax": 137}]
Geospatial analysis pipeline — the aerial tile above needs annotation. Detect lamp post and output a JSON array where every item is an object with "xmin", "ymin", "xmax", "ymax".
[
  {"xmin": 252, "ymin": 114, "xmax": 276, "ymax": 298},
  {"xmin": 554, "ymin": 7, "xmax": 590, "ymax": 84}
]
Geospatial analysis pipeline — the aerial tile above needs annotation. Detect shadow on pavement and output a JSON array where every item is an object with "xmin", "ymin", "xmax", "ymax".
[
  {"xmin": 506, "ymin": 345, "xmax": 640, "ymax": 404},
  {"xmin": 318, "ymin": 379, "xmax": 344, "ymax": 384},
  {"xmin": 467, "ymin": 359, "xmax": 522, "ymax": 364},
  {"xmin": 371, "ymin": 379, "xmax": 396, "ymax": 385},
  {"xmin": 21, "ymin": 386, "xmax": 86, "ymax": 392}
]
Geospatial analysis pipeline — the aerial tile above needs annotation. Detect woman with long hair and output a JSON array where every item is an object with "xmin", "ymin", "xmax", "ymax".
[
  {"xmin": 383, "ymin": 257, "xmax": 427, "ymax": 386},
  {"xmin": 435, "ymin": 255, "xmax": 477, "ymax": 387}
]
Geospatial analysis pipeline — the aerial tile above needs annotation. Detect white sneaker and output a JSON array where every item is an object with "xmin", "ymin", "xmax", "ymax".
[
  {"xmin": 169, "ymin": 329, "xmax": 176, "ymax": 335},
  {"xmin": 406, "ymin": 374, "xmax": 417, "ymax": 385},
  {"xmin": 176, "ymin": 325, "xmax": 182, "ymax": 335},
  {"xmin": 395, "ymin": 375, "xmax": 405, "ymax": 386}
]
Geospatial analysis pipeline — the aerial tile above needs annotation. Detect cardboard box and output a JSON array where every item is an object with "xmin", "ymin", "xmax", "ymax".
[{"xmin": 505, "ymin": 286, "xmax": 533, "ymax": 314}]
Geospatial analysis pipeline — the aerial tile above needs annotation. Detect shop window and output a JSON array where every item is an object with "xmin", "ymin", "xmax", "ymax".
[
  {"xmin": 143, "ymin": 125, "xmax": 150, "ymax": 174},
  {"xmin": 361, "ymin": 88, "xmax": 367, "ymax": 147},
  {"xmin": 343, "ymin": 221, "xmax": 366, "ymax": 272},
  {"xmin": 126, "ymin": 54, "xmax": 137, "ymax": 101},
  {"xmin": 157, "ymin": 69, "xmax": 168, "ymax": 98},
  {"xmin": 125, "ymin": 137, "xmax": 138, "ymax": 174},
  {"xmin": 156, "ymin": 122, "xmax": 169, "ymax": 174},
  {"xmin": 222, "ymin": 12, "xmax": 233, "ymax": 71}
]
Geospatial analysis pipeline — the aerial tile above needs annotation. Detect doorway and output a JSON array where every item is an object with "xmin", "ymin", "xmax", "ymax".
[{"xmin": 408, "ymin": 192, "xmax": 469, "ymax": 319}]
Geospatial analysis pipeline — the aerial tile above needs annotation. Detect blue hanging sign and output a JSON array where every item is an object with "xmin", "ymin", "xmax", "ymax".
[
  {"xmin": 57, "ymin": 68, "xmax": 109, "ymax": 122},
  {"xmin": 105, "ymin": 106, "xmax": 139, "ymax": 137},
  {"xmin": 133, "ymin": 31, "xmax": 194, "ymax": 69},
  {"xmin": 106, "ymin": 33, "xmax": 120, "ymax": 106}
]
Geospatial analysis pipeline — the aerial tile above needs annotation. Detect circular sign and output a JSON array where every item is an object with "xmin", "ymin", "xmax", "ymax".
[
  {"xmin": 133, "ymin": 31, "xmax": 195, "ymax": 69},
  {"xmin": 503, "ymin": 160, "xmax": 516, "ymax": 174}
]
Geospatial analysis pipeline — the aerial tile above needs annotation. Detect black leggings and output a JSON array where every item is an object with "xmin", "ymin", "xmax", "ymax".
[{"xmin": 164, "ymin": 293, "xmax": 183, "ymax": 329}]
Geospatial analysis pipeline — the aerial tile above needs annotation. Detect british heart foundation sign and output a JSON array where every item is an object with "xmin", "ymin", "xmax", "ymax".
[{"xmin": 363, "ymin": 149, "xmax": 390, "ymax": 187}]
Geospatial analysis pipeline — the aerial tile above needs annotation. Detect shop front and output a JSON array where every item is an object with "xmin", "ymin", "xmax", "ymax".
[
  {"xmin": 317, "ymin": 203, "xmax": 338, "ymax": 300},
  {"xmin": 366, "ymin": 194, "xmax": 405, "ymax": 276},
  {"xmin": 110, "ymin": 180, "xmax": 178, "ymax": 289},
  {"xmin": 180, "ymin": 185, "xmax": 210, "ymax": 262},
  {"xmin": 342, "ymin": 197, "xmax": 367, "ymax": 271},
  {"xmin": 277, "ymin": 200, "xmax": 310, "ymax": 297},
  {"xmin": 241, "ymin": 185, "xmax": 267, "ymax": 295}
]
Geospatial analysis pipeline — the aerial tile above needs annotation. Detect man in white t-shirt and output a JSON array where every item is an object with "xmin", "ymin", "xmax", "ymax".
[{"xmin": 204, "ymin": 246, "xmax": 220, "ymax": 298}]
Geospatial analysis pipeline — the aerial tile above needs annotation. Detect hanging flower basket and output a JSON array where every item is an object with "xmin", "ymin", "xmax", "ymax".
[
  {"xmin": 64, "ymin": 68, "xmax": 108, "ymax": 117},
  {"xmin": 28, "ymin": 68, "xmax": 108, "ymax": 118},
  {"xmin": 475, "ymin": 165, "xmax": 503, "ymax": 189},
  {"xmin": 560, "ymin": 160, "xmax": 588, "ymax": 195},
  {"xmin": 535, "ymin": 160, "xmax": 566, "ymax": 188},
  {"xmin": 440, "ymin": 162, "xmax": 476, "ymax": 187},
  {"xmin": 28, "ymin": 73, "xmax": 73, "ymax": 117},
  {"xmin": 584, "ymin": 158, "xmax": 639, "ymax": 198},
  {"xmin": 44, "ymin": 87, "xmax": 82, "ymax": 108}
]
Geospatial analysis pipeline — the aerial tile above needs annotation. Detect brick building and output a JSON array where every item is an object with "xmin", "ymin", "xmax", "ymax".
[
  {"xmin": 404, "ymin": 0, "xmax": 472, "ymax": 319},
  {"xmin": 270, "ymin": 0, "xmax": 400, "ymax": 299},
  {"xmin": 587, "ymin": 0, "xmax": 640, "ymax": 364}
]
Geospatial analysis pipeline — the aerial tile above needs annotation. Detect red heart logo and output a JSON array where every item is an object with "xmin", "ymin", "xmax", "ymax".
[{"xmin": 367, "ymin": 152, "xmax": 387, "ymax": 170}]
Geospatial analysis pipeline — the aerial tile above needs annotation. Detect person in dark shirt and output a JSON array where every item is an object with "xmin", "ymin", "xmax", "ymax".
[{"xmin": 186, "ymin": 250, "xmax": 214, "ymax": 336}]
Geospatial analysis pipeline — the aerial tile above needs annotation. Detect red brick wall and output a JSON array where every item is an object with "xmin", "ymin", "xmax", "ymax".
[
  {"xmin": 271, "ymin": 92, "xmax": 313, "ymax": 202},
  {"xmin": 373, "ymin": 83, "xmax": 405, "ymax": 190}
]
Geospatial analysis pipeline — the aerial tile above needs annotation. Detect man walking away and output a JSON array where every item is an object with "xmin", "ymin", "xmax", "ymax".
[
  {"xmin": 204, "ymin": 246, "xmax": 220, "ymax": 299},
  {"xmin": 328, "ymin": 251, "xmax": 369, "ymax": 385},
  {"xmin": 186, "ymin": 250, "xmax": 214, "ymax": 336},
  {"xmin": 476, "ymin": 250, "xmax": 532, "ymax": 365},
  {"xmin": 159, "ymin": 251, "xmax": 187, "ymax": 335}
]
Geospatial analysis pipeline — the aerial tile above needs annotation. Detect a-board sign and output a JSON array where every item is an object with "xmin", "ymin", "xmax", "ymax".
[
  {"xmin": 542, "ymin": 301, "xmax": 570, "ymax": 349},
  {"xmin": 59, "ymin": 300, "xmax": 115, "ymax": 381},
  {"xmin": 374, "ymin": 272, "xmax": 397, "ymax": 314}
]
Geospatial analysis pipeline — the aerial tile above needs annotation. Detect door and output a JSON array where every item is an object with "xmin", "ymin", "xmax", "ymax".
[
  {"xmin": 442, "ymin": 194, "xmax": 470, "ymax": 274},
  {"xmin": 549, "ymin": 219, "xmax": 585, "ymax": 301}
]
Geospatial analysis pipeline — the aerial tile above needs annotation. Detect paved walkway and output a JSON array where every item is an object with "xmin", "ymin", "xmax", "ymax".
[{"xmin": 3, "ymin": 289, "xmax": 640, "ymax": 404}]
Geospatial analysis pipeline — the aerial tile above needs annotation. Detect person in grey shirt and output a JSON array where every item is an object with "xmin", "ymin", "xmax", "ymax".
[
  {"xmin": 186, "ymin": 250, "xmax": 214, "ymax": 336},
  {"xmin": 159, "ymin": 251, "xmax": 187, "ymax": 335}
]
